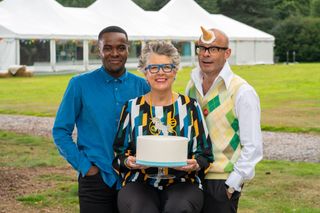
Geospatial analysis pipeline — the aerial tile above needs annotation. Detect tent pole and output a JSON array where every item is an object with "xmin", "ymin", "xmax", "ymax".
[
  {"xmin": 50, "ymin": 39, "xmax": 56, "ymax": 72},
  {"xmin": 254, "ymin": 40, "xmax": 256, "ymax": 64},
  {"xmin": 235, "ymin": 41, "xmax": 238, "ymax": 65},
  {"xmin": 190, "ymin": 41, "xmax": 195, "ymax": 67},
  {"xmin": 83, "ymin": 40, "xmax": 89, "ymax": 71},
  {"xmin": 15, "ymin": 39, "xmax": 20, "ymax": 65}
]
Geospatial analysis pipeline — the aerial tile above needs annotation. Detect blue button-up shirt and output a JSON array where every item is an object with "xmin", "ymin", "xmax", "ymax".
[{"xmin": 52, "ymin": 66, "xmax": 150, "ymax": 188}]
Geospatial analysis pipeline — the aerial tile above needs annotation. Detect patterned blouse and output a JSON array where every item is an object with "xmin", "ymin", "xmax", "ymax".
[{"xmin": 113, "ymin": 94, "xmax": 213, "ymax": 190}]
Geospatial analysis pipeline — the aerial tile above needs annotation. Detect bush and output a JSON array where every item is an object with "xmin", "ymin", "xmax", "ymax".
[
  {"xmin": 272, "ymin": 16, "xmax": 320, "ymax": 62},
  {"xmin": 311, "ymin": 0, "xmax": 320, "ymax": 17}
]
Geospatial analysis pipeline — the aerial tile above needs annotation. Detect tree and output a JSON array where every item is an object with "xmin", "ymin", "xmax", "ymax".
[
  {"xmin": 214, "ymin": 0, "xmax": 275, "ymax": 32},
  {"xmin": 311, "ymin": 0, "xmax": 320, "ymax": 17},
  {"xmin": 56, "ymin": 0, "xmax": 95, "ymax": 7},
  {"xmin": 271, "ymin": 16, "xmax": 320, "ymax": 62},
  {"xmin": 216, "ymin": 0, "xmax": 272, "ymax": 21},
  {"xmin": 133, "ymin": 0, "xmax": 169, "ymax": 11},
  {"xmin": 273, "ymin": 0, "xmax": 311, "ymax": 20},
  {"xmin": 195, "ymin": 0, "xmax": 219, "ymax": 14}
]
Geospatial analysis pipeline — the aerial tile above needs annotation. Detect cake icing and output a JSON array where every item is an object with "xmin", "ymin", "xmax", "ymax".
[{"xmin": 136, "ymin": 135, "xmax": 188, "ymax": 167}]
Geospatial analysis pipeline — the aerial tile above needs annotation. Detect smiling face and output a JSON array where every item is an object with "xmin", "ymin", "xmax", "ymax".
[
  {"xmin": 98, "ymin": 32, "xmax": 129, "ymax": 78},
  {"xmin": 144, "ymin": 53, "xmax": 177, "ymax": 93},
  {"xmin": 197, "ymin": 29, "xmax": 231, "ymax": 76}
]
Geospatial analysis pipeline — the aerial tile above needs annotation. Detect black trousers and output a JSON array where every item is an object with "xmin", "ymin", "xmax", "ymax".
[
  {"xmin": 117, "ymin": 182, "xmax": 204, "ymax": 213},
  {"xmin": 202, "ymin": 180, "xmax": 241, "ymax": 213},
  {"xmin": 78, "ymin": 172, "xmax": 118, "ymax": 213}
]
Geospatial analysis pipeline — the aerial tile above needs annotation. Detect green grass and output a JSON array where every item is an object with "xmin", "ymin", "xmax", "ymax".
[
  {"xmin": 239, "ymin": 160, "xmax": 320, "ymax": 213},
  {"xmin": 1, "ymin": 131, "xmax": 319, "ymax": 212},
  {"xmin": 16, "ymin": 194, "xmax": 46, "ymax": 205},
  {"xmin": 0, "ymin": 63, "xmax": 319, "ymax": 133},
  {"xmin": 38, "ymin": 174, "xmax": 75, "ymax": 182},
  {"xmin": 0, "ymin": 74, "xmax": 72, "ymax": 117},
  {"xmin": 232, "ymin": 64, "xmax": 320, "ymax": 133},
  {"xmin": 0, "ymin": 131, "xmax": 65, "ymax": 167},
  {"xmin": 0, "ymin": 130, "xmax": 79, "ymax": 212},
  {"xmin": 17, "ymin": 183, "xmax": 79, "ymax": 212}
]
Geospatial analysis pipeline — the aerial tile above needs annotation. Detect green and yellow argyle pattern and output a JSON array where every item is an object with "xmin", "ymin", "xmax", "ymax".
[{"xmin": 187, "ymin": 75, "xmax": 246, "ymax": 179}]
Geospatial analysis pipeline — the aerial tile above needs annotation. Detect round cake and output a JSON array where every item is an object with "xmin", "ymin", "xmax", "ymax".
[{"xmin": 136, "ymin": 135, "xmax": 188, "ymax": 167}]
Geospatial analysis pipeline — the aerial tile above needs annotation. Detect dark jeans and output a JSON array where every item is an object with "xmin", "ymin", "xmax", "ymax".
[
  {"xmin": 78, "ymin": 172, "xmax": 118, "ymax": 213},
  {"xmin": 117, "ymin": 182, "xmax": 204, "ymax": 213},
  {"xmin": 202, "ymin": 180, "xmax": 241, "ymax": 213}
]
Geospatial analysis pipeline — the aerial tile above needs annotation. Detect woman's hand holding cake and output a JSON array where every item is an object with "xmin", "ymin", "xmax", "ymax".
[
  {"xmin": 125, "ymin": 156, "xmax": 149, "ymax": 170},
  {"xmin": 174, "ymin": 159, "xmax": 200, "ymax": 172}
]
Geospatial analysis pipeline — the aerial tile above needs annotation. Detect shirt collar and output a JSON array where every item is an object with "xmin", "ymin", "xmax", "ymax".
[
  {"xmin": 191, "ymin": 61, "xmax": 234, "ymax": 96},
  {"xmin": 98, "ymin": 66, "xmax": 128, "ymax": 83},
  {"xmin": 191, "ymin": 61, "xmax": 234, "ymax": 90},
  {"xmin": 218, "ymin": 62, "xmax": 234, "ymax": 90}
]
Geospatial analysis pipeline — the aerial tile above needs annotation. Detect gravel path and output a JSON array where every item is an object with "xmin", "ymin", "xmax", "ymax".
[{"xmin": 0, "ymin": 114, "xmax": 319, "ymax": 163}]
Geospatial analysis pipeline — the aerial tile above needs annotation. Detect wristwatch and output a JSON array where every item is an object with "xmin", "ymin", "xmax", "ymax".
[{"xmin": 226, "ymin": 185, "xmax": 235, "ymax": 194}]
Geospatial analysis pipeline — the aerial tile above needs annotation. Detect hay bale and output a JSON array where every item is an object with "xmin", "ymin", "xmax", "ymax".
[
  {"xmin": 24, "ymin": 71, "xmax": 33, "ymax": 77},
  {"xmin": 15, "ymin": 69, "xmax": 33, "ymax": 77},
  {"xmin": 8, "ymin": 65, "xmax": 26, "ymax": 75},
  {"xmin": 0, "ymin": 72, "xmax": 12, "ymax": 78},
  {"xmin": 7, "ymin": 65, "xmax": 33, "ymax": 77}
]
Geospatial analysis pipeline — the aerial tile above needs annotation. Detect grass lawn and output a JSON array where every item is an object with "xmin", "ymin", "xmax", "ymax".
[
  {"xmin": 0, "ymin": 63, "xmax": 319, "ymax": 133},
  {"xmin": 239, "ymin": 160, "xmax": 320, "ymax": 213},
  {"xmin": 0, "ymin": 130, "xmax": 79, "ymax": 212},
  {"xmin": 232, "ymin": 64, "xmax": 320, "ymax": 133},
  {"xmin": 0, "ymin": 131, "xmax": 319, "ymax": 212},
  {"xmin": 0, "ymin": 74, "xmax": 72, "ymax": 117}
]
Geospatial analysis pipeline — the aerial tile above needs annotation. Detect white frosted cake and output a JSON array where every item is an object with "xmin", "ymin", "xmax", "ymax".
[{"xmin": 136, "ymin": 135, "xmax": 188, "ymax": 167}]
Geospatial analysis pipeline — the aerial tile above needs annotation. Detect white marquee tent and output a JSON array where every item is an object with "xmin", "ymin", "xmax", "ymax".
[{"xmin": 0, "ymin": 0, "xmax": 274, "ymax": 72}]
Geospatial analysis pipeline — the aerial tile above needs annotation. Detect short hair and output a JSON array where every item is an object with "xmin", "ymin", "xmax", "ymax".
[
  {"xmin": 98, "ymin": 26, "xmax": 128, "ymax": 41},
  {"xmin": 138, "ymin": 41, "xmax": 181, "ymax": 73}
]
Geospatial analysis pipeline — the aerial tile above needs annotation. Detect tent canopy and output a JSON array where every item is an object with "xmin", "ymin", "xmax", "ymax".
[
  {"xmin": 0, "ymin": 0, "xmax": 274, "ymax": 70},
  {"xmin": 0, "ymin": 0, "xmax": 97, "ymax": 39},
  {"xmin": 0, "ymin": 0, "xmax": 274, "ymax": 41}
]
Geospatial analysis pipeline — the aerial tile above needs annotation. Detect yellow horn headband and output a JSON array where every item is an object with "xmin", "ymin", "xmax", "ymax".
[{"xmin": 200, "ymin": 26, "xmax": 216, "ymax": 44}]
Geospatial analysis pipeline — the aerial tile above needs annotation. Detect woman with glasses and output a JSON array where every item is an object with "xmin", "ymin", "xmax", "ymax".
[{"xmin": 113, "ymin": 41, "xmax": 213, "ymax": 213}]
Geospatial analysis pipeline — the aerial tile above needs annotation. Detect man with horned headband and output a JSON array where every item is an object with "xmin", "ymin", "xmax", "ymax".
[{"xmin": 186, "ymin": 27, "xmax": 263, "ymax": 212}]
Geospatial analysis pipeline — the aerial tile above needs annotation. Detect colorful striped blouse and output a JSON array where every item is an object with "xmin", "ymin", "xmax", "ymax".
[{"xmin": 113, "ymin": 94, "xmax": 213, "ymax": 190}]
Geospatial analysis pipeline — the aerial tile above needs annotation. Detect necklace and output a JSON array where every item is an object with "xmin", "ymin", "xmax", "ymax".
[{"xmin": 148, "ymin": 92, "xmax": 177, "ymax": 136}]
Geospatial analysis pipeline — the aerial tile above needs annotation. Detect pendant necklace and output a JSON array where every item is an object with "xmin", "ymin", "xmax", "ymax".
[{"xmin": 148, "ymin": 93, "xmax": 177, "ymax": 136}]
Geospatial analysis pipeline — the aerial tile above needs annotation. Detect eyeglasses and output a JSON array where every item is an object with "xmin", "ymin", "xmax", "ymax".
[
  {"xmin": 145, "ymin": 64, "xmax": 176, "ymax": 74},
  {"xmin": 196, "ymin": 45, "xmax": 228, "ymax": 55}
]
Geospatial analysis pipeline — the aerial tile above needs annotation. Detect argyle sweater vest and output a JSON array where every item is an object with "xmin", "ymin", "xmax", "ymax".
[{"xmin": 187, "ymin": 75, "xmax": 247, "ymax": 179}]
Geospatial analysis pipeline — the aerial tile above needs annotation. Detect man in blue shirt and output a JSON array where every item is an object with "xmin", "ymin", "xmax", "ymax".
[{"xmin": 52, "ymin": 26, "xmax": 150, "ymax": 213}]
